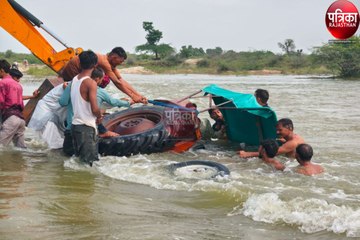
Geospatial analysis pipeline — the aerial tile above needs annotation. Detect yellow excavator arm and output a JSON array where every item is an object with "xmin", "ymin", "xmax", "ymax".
[{"xmin": 0, "ymin": 0, "xmax": 82, "ymax": 73}]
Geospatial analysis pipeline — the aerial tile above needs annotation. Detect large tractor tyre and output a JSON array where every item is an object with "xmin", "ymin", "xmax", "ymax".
[{"xmin": 98, "ymin": 106, "xmax": 175, "ymax": 156}]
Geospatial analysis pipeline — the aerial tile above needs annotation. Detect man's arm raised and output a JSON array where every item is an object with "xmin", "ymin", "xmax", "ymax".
[{"xmin": 107, "ymin": 70, "xmax": 145, "ymax": 103}]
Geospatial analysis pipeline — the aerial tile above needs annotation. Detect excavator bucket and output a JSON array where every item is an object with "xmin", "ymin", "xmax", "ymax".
[{"xmin": 0, "ymin": 0, "xmax": 82, "ymax": 72}]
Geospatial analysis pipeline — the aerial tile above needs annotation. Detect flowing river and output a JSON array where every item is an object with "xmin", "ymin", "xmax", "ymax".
[{"xmin": 1, "ymin": 74, "xmax": 360, "ymax": 239}]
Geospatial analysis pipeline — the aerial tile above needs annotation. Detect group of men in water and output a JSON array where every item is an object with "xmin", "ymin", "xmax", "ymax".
[
  {"xmin": 207, "ymin": 90, "xmax": 323, "ymax": 175},
  {"xmin": 0, "ymin": 46, "xmax": 323, "ymax": 175},
  {"xmin": 0, "ymin": 47, "xmax": 144, "ymax": 166},
  {"xmin": 250, "ymin": 118, "xmax": 323, "ymax": 175}
]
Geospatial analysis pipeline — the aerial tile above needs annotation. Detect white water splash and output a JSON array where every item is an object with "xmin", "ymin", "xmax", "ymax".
[
  {"xmin": 92, "ymin": 154, "xmax": 232, "ymax": 192},
  {"xmin": 240, "ymin": 193, "xmax": 360, "ymax": 237}
]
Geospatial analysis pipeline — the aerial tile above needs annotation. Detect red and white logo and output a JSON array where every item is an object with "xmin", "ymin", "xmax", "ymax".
[{"xmin": 326, "ymin": 0, "xmax": 360, "ymax": 39}]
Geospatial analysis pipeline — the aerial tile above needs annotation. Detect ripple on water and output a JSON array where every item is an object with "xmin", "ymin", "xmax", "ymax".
[{"xmin": 16, "ymin": 75, "xmax": 360, "ymax": 238}]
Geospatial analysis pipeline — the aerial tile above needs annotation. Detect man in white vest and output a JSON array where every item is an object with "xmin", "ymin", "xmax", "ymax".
[{"xmin": 70, "ymin": 50, "xmax": 102, "ymax": 166}]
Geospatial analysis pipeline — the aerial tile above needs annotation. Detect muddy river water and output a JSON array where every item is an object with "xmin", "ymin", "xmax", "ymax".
[{"xmin": 1, "ymin": 74, "xmax": 360, "ymax": 239}]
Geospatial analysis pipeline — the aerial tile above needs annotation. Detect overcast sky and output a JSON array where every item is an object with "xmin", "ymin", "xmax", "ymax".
[{"xmin": 1, "ymin": 0, "xmax": 359, "ymax": 54}]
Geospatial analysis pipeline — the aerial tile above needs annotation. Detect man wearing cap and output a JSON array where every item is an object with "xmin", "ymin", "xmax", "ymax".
[{"xmin": 60, "ymin": 47, "xmax": 147, "ymax": 104}]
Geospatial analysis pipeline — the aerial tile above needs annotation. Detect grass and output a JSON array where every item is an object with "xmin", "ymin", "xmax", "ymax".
[{"xmin": 26, "ymin": 66, "xmax": 56, "ymax": 77}]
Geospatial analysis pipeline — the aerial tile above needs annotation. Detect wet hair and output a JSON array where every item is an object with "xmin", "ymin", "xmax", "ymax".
[
  {"xmin": 261, "ymin": 139, "xmax": 279, "ymax": 158},
  {"xmin": 208, "ymin": 108, "xmax": 219, "ymax": 115},
  {"xmin": 9, "ymin": 68, "xmax": 23, "ymax": 79},
  {"xmin": 91, "ymin": 67, "xmax": 104, "ymax": 79},
  {"xmin": 277, "ymin": 118, "xmax": 294, "ymax": 131},
  {"xmin": 79, "ymin": 50, "xmax": 98, "ymax": 70},
  {"xmin": 110, "ymin": 47, "xmax": 127, "ymax": 59},
  {"xmin": 296, "ymin": 144, "xmax": 313, "ymax": 161},
  {"xmin": 0, "ymin": 59, "xmax": 11, "ymax": 73},
  {"xmin": 255, "ymin": 89, "xmax": 269, "ymax": 104},
  {"xmin": 186, "ymin": 102, "xmax": 197, "ymax": 109}
]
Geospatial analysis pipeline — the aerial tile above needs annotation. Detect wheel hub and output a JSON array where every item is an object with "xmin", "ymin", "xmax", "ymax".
[{"xmin": 114, "ymin": 117, "xmax": 156, "ymax": 135}]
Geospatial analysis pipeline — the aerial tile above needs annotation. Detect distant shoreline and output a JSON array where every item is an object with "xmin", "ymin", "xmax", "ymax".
[{"xmin": 21, "ymin": 64, "xmax": 333, "ymax": 79}]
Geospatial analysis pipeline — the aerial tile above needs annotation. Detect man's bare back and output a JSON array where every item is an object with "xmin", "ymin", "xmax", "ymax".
[
  {"xmin": 296, "ymin": 164, "xmax": 324, "ymax": 176},
  {"xmin": 295, "ymin": 144, "xmax": 324, "ymax": 176}
]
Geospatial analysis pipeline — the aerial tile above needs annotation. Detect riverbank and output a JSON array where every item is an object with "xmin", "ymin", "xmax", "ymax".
[
  {"xmin": 4, "ymin": 37, "xmax": 360, "ymax": 79},
  {"xmin": 22, "ymin": 63, "xmax": 332, "ymax": 79}
]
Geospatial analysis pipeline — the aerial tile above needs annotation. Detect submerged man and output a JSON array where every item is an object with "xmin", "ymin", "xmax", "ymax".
[
  {"xmin": 239, "ymin": 118, "xmax": 304, "ymax": 159},
  {"xmin": 295, "ymin": 144, "xmax": 324, "ymax": 175},
  {"xmin": 60, "ymin": 47, "xmax": 147, "ymax": 104},
  {"xmin": 259, "ymin": 139, "xmax": 285, "ymax": 171}
]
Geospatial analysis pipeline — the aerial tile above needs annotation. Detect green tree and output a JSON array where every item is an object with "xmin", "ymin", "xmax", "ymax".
[
  {"xmin": 135, "ymin": 21, "xmax": 174, "ymax": 60},
  {"xmin": 143, "ymin": 21, "xmax": 162, "ymax": 45},
  {"xmin": 278, "ymin": 39, "xmax": 296, "ymax": 55},
  {"xmin": 156, "ymin": 44, "xmax": 175, "ymax": 59},
  {"xmin": 179, "ymin": 45, "xmax": 205, "ymax": 58},
  {"xmin": 314, "ymin": 36, "xmax": 360, "ymax": 78},
  {"xmin": 4, "ymin": 49, "xmax": 14, "ymax": 58},
  {"xmin": 206, "ymin": 47, "xmax": 223, "ymax": 57}
]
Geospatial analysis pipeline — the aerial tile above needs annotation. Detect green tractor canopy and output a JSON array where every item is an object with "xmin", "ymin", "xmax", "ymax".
[{"xmin": 203, "ymin": 84, "xmax": 278, "ymax": 146}]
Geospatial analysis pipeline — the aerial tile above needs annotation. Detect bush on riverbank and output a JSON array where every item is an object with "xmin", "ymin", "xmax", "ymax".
[
  {"xmin": 313, "ymin": 36, "xmax": 360, "ymax": 78},
  {"xmin": 124, "ymin": 50, "xmax": 332, "ymax": 76}
]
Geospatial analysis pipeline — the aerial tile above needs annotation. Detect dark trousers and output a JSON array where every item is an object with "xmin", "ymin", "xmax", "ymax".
[
  {"xmin": 63, "ymin": 124, "xmax": 107, "ymax": 156},
  {"xmin": 63, "ymin": 129, "xmax": 75, "ymax": 156},
  {"xmin": 71, "ymin": 124, "xmax": 99, "ymax": 166}
]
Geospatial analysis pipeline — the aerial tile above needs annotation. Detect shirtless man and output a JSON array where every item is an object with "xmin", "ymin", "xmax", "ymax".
[
  {"xmin": 295, "ymin": 144, "xmax": 324, "ymax": 175},
  {"xmin": 61, "ymin": 47, "xmax": 146, "ymax": 104},
  {"xmin": 260, "ymin": 139, "xmax": 285, "ymax": 171},
  {"xmin": 239, "ymin": 118, "xmax": 304, "ymax": 159}
]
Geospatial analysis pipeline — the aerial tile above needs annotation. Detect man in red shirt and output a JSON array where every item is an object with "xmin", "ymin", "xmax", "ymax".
[
  {"xmin": 0, "ymin": 60, "xmax": 26, "ymax": 148},
  {"xmin": 60, "ymin": 47, "xmax": 147, "ymax": 104}
]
